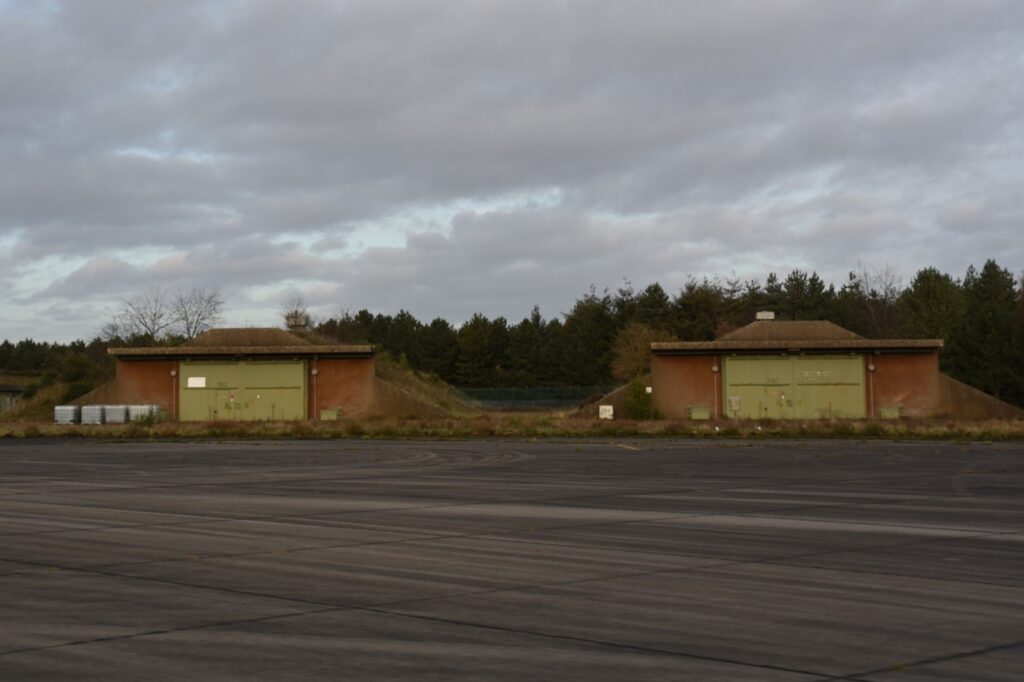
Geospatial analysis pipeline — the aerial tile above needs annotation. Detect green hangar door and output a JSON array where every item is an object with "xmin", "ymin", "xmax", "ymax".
[
  {"xmin": 179, "ymin": 361, "xmax": 307, "ymax": 421},
  {"xmin": 723, "ymin": 356, "xmax": 866, "ymax": 419}
]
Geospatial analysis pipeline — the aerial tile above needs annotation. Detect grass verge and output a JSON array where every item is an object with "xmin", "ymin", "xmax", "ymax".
[{"xmin": 2, "ymin": 415, "xmax": 1023, "ymax": 441}]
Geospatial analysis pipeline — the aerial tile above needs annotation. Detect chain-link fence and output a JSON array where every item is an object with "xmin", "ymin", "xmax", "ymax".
[{"xmin": 457, "ymin": 386, "xmax": 614, "ymax": 411}]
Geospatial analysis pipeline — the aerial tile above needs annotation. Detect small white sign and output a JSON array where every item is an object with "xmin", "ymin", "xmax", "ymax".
[
  {"xmin": 645, "ymin": 386, "xmax": 652, "ymax": 394},
  {"xmin": 187, "ymin": 376, "xmax": 206, "ymax": 388},
  {"xmin": 599, "ymin": 405, "xmax": 614, "ymax": 420}
]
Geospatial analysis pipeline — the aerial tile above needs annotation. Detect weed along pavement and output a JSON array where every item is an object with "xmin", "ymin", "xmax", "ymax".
[{"xmin": 1, "ymin": 440, "xmax": 1023, "ymax": 680}]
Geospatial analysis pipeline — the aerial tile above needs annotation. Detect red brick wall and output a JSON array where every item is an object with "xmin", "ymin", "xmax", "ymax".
[
  {"xmin": 114, "ymin": 360, "xmax": 178, "ymax": 417},
  {"xmin": 868, "ymin": 352, "xmax": 940, "ymax": 418},
  {"xmin": 651, "ymin": 355, "xmax": 720, "ymax": 419},
  {"xmin": 114, "ymin": 357, "xmax": 377, "ymax": 421},
  {"xmin": 310, "ymin": 357, "xmax": 377, "ymax": 419},
  {"xmin": 654, "ymin": 351, "xmax": 943, "ymax": 420},
  {"xmin": 936, "ymin": 373, "xmax": 1024, "ymax": 419}
]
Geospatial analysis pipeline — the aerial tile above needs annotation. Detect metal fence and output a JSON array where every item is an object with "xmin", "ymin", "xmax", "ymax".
[{"xmin": 457, "ymin": 386, "xmax": 613, "ymax": 411}]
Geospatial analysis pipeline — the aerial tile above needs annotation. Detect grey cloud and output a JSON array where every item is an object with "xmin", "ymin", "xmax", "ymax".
[{"xmin": 2, "ymin": 1, "xmax": 1022, "ymax": 340}]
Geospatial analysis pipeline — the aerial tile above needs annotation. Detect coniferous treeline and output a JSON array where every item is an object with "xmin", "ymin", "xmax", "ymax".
[
  {"xmin": 315, "ymin": 261, "xmax": 1024, "ymax": 405},
  {"xmin": 0, "ymin": 337, "xmax": 113, "ymax": 402},
  {"xmin": 2, "ymin": 260, "xmax": 1022, "ymax": 406}
]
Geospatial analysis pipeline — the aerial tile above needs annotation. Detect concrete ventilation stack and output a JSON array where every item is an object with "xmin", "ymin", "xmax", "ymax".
[{"xmin": 285, "ymin": 311, "xmax": 311, "ymax": 333}]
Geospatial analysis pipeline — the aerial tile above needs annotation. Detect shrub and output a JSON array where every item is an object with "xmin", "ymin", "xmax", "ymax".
[
  {"xmin": 132, "ymin": 411, "xmax": 161, "ymax": 427},
  {"xmin": 125, "ymin": 422, "xmax": 148, "ymax": 439},
  {"xmin": 623, "ymin": 376, "xmax": 654, "ymax": 420},
  {"xmin": 862, "ymin": 422, "xmax": 885, "ymax": 438}
]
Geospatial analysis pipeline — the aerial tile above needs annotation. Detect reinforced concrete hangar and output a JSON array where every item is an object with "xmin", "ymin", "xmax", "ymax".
[
  {"xmin": 107, "ymin": 328, "xmax": 375, "ymax": 421},
  {"xmin": 650, "ymin": 316, "xmax": 945, "ymax": 420}
]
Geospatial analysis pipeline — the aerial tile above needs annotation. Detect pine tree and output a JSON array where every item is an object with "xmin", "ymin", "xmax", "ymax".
[
  {"xmin": 633, "ymin": 283, "xmax": 674, "ymax": 332},
  {"xmin": 388, "ymin": 310, "xmax": 422, "ymax": 365},
  {"xmin": 674, "ymin": 278, "xmax": 723, "ymax": 340},
  {"xmin": 832, "ymin": 273, "xmax": 869, "ymax": 335},
  {"xmin": 417, "ymin": 318, "xmax": 459, "ymax": 382},
  {"xmin": 538, "ymin": 318, "xmax": 566, "ymax": 386},
  {"xmin": 488, "ymin": 317, "xmax": 511, "ymax": 385},
  {"xmin": 455, "ymin": 314, "xmax": 498, "ymax": 387},
  {"xmin": 948, "ymin": 261, "xmax": 1023, "ymax": 404},
  {"xmin": 763, "ymin": 273, "xmax": 785, "ymax": 313},
  {"xmin": 561, "ymin": 289, "xmax": 615, "ymax": 385},
  {"xmin": 896, "ymin": 267, "xmax": 965, "ymax": 342},
  {"xmin": 506, "ymin": 306, "xmax": 546, "ymax": 386},
  {"xmin": 611, "ymin": 281, "xmax": 637, "ymax": 327}
]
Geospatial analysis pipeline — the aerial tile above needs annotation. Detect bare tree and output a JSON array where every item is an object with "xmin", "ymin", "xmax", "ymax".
[
  {"xmin": 171, "ymin": 287, "xmax": 224, "ymax": 340},
  {"xmin": 854, "ymin": 263, "xmax": 903, "ymax": 338},
  {"xmin": 118, "ymin": 289, "xmax": 173, "ymax": 340},
  {"xmin": 103, "ymin": 286, "xmax": 224, "ymax": 343},
  {"xmin": 99, "ymin": 317, "xmax": 124, "ymax": 343},
  {"xmin": 611, "ymin": 321, "xmax": 675, "ymax": 381}
]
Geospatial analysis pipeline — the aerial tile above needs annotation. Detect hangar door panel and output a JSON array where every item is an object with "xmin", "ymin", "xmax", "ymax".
[
  {"xmin": 724, "ymin": 356, "xmax": 865, "ymax": 419},
  {"xmin": 180, "ymin": 361, "xmax": 306, "ymax": 421},
  {"xmin": 179, "ymin": 363, "xmax": 240, "ymax": 422},
  {"xmin": 723, "ymin": 357, "xmax": 794, "ymax": 419},
  {"xmin": 792, "ymin": 357, "xmax": 865, "ymax": 418}
]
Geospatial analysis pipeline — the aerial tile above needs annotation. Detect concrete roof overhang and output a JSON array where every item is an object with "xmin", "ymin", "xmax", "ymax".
[
  {"xmin": 651, "ymin": 339, "xmax": 943, "ymax": 356},
  {"xmin": 108, "ymin": 345, "xmax": 374, "ymax": 360}
]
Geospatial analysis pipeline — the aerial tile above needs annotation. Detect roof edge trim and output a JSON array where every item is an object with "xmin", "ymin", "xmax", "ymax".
[{"xmin": 108, "ymin": 345, "xmax": 374, "ymax": 358}]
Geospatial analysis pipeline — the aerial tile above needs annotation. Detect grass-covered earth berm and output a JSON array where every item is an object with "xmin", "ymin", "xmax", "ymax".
[{"xmin": 2, "ymin": 415, "xmax": 1023, "ymax": 441}]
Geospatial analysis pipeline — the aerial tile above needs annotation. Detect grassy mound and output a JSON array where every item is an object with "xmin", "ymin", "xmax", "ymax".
[
  {"xmin": 0, "ymin": 382, "xmax": 67, "ymax": 423},
  {"xmin": 374, "ymin": 354, "xmax": 481, "ymax": 417}
]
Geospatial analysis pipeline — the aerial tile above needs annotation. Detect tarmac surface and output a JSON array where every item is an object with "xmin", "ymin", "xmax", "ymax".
[{"xmin": 0, "ymin": 438, "xmax": 1022, "ymax": 681}]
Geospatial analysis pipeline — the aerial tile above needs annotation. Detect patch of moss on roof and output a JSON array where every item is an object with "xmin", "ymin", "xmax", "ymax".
[
  {"xmin": 718, "ymin": 320, "xmax": 863, "ymax": 341},
  {"xmin": 185, "ymin": 328, "xmax": 312, "ymax": 347}
]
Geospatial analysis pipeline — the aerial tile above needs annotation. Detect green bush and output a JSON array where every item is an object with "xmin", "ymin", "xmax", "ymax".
[
  {"xmin": 132, "ymin": 412, "xmax": 161, "ymax": 427},
  {"xmin": 623, "ymin": 376, "xmax": 654, "ymax": 420}
]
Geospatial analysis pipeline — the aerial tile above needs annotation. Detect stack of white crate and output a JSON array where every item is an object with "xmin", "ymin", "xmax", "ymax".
[
  {"xmin": 54, "ymin": 406, "xmax": 80, "ymax": 424},
  {"xmin": 81, "ymin": 405, "xmax": 104, "ymax": 424},
  {"xmin": 104, "ymin": 406, "xmax": 129, "ymax": 424}
]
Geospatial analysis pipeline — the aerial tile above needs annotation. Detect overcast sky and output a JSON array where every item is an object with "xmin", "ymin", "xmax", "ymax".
[{"xmin": 2, "ymin": 0, "xmax": 1022, "ymax": 342}]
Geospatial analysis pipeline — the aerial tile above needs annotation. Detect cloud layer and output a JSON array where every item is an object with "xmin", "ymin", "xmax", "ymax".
[{"xmin": 2, "ymin": 1, "xmax": 1022, "ymax": 340}]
